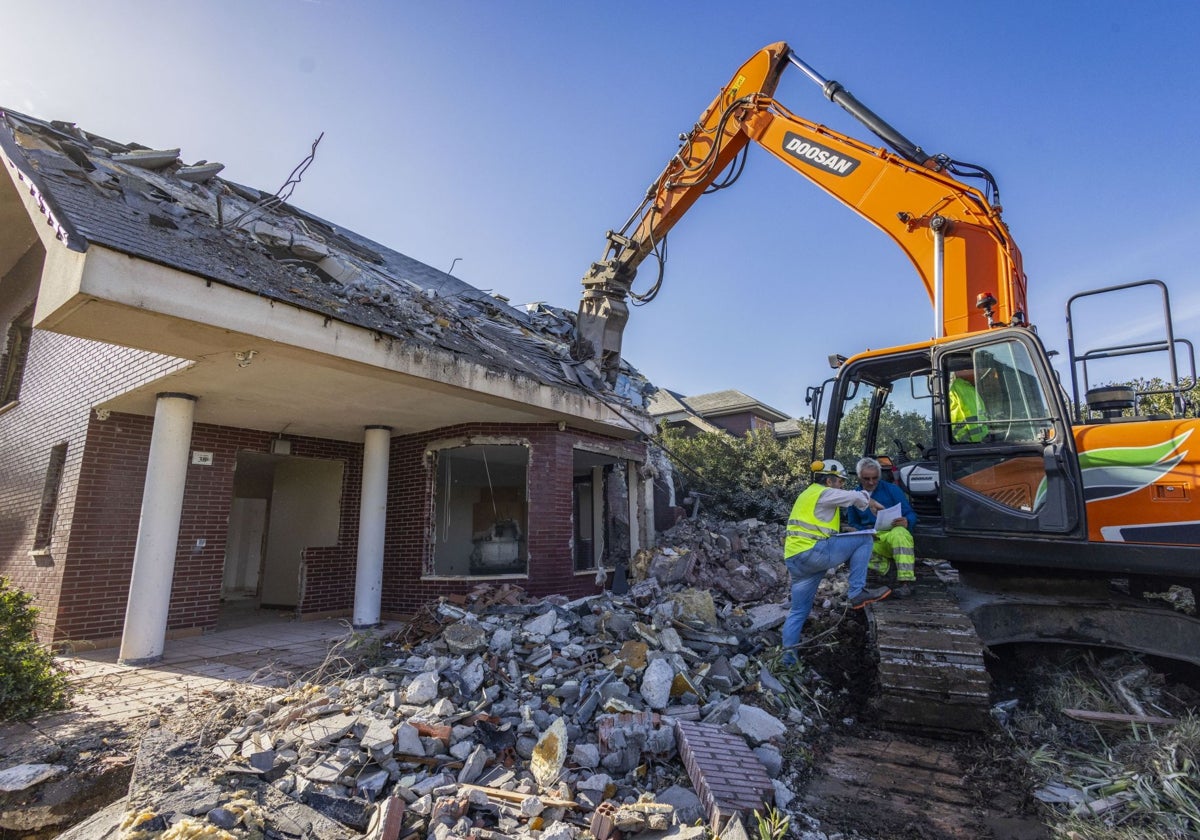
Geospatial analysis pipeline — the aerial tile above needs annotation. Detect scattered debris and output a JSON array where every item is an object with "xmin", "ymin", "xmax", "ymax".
[
  {"xmin": 24, "ymin": 516, "xmax": 833, "ymax": 839},
  {"xmin": 1061, "ymin": 708, "xmax": 1181, "ymax": 727},
  {"xmin": 11, "ymin": 518, "xmax": 1200, "ymax": 839},
  {"xmin": 996, "ymin": 648, "xmax": 1200, "ymax": 839}
]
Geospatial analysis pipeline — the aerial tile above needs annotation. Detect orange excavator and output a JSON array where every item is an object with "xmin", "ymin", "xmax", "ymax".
[{"xmin": 574, "ymin": 42, "xmax": 1199, "ymax": 732}]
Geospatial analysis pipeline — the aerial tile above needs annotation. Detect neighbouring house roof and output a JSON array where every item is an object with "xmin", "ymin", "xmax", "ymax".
[
  {"xmin": 648, "ymin": 387, "xmax": 808, "ymax": 438},
  {"xmin": 681, "ymin": 389, "xmax": 790, "ymax": 422},
  {"xmin": 645, "ymin": 388, "xmax": 724, "ymax": 434},
  {"xmin": 646, "ymin": 387, "xmax": 689, "ymax": 418},
  {"xmin": 650, "ymin": 387, "xmax": 790, "ymax": 428},
  {"xmin": 0, "ymin": 108, "xmax": 650, "ymax": 431},
  {"xmin": 773, "ymin": 417, "xmax": 810, "ymax": 439}
]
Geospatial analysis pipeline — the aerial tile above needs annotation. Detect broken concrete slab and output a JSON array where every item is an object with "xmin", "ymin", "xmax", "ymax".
[{"xmin": 0, "ymin": 763, "xmax": 67, "ymax": 792}]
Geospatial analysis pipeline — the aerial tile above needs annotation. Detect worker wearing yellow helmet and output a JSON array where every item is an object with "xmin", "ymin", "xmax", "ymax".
[{"xmin": 780, "ymin": 459, "xmax": 892, "ymax": 666}]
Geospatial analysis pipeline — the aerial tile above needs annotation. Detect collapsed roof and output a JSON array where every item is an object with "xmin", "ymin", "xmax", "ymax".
[{"xmin": 0, "ymin": 108, "xmax": 649, "ymax": 411}]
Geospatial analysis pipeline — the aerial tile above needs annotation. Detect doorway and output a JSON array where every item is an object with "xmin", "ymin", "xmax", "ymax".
[{"xmin": 220, "ymin": 451, "xmax": 344, "ymax": 624}]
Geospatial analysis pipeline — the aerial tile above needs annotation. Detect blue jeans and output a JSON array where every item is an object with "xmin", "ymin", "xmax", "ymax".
[{"xmin": 780, "ymin": 533, "xmax": 874, "ymax": 664}]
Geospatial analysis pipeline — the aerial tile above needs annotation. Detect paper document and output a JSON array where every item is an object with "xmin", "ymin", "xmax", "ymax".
[{"xmin": 875, "ymin": 503, "xmax": 902, "ymax": 531}]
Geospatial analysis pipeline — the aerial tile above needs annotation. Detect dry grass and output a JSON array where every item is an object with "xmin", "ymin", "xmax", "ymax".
[
  {"xmin": 757, "ymin": 646, "xmax": 830, "ymax": 719},
  {"xmin": 1010, "ymin": 653, "xmax": 1200, "ymax": 839}
]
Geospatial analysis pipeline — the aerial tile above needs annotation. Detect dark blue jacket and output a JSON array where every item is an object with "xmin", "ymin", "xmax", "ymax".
[{"xmin": 845, "ymin": 479, "xmax": 917, "ymax": 530}]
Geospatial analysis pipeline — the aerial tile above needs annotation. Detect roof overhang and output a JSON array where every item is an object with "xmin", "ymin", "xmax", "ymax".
[{"xmin": 29, "ymin": 242, "xmax": 650, "ymax": 441}]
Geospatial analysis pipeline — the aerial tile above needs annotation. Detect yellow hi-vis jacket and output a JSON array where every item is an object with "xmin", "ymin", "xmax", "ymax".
[
  {"xmin": 785, "ymin": 483, "xmax": 840, "ymax": 558},
  {"xmin": 950, "ymin": 376, "xmax": 988, "ymax": 443}
]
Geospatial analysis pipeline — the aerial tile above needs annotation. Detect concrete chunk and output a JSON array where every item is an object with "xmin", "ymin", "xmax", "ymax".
[
  {"xmin": 640, "ymin": 658, "xmax": 674, "ymax": 710},
  {"xmin": 293, "ymin": 712, "xmax": 359, "ymax": 747},
  {"xmin": 0, "ymin": 764, "xmax": 66, "ymax": 792},
  {"xmin": 729, "ymin": 705, "xmax": 786, "ymax": 744},
  {"xmin": 405, "ymin": 671, "xmax": 441, "ymax": 704}
]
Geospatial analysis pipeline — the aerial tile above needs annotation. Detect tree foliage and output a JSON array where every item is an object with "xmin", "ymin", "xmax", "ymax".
[
  {"xmin": 835, "ymin": 401, "xmax": 934, "ymax": 466},
  {"xmin": 656, "ymin": 422, "xmax": 817, "ymax": 521},
  {"xmin": 1129, "ymin": 376, "xmax": 1197, "ymax": 419},
  {"xmin": 1090, "ymin": 376, "xmax": 1198, "ymax": 420},
  {"xmin": 0, "ymin": 577, "xmax": 69, "ymax": 721}
]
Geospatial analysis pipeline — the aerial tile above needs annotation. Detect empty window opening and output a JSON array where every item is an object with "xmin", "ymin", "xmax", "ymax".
[
  {"xmin": 432, "ymin": 444, "xmax": 529, "ymax": 576},
  {"xmin": 33, "ymin": 442, "xmax": 68, "ymax": 551}
]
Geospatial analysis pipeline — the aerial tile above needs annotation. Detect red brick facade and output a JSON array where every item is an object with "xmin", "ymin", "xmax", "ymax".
[
  {"xmin": 53, "ymin": 414, "xmax": 365, "ymax": 644},
  {"xmin": 0, "ymin": 317, "xmax": 190, "ymax": 641},
  {"xmin": 382, "ymin": 424, "xmax": 644, "ymax": 616}
]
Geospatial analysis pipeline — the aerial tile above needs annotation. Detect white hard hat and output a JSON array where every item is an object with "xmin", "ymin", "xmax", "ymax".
[{"xmin": 812, "ymin": 458, "xmax": 848, "ymax": 478}]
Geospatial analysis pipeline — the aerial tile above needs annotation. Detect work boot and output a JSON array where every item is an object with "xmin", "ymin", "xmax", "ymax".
[
  {"xmin": 849, "ymin": 585, "xmax": 891, "ymax": 609},
  {"xmin": 890, "ymin": 584, "xmax": 914, "ymax": 599}
]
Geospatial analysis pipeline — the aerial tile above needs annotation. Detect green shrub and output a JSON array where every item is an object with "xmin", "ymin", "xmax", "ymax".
[
  {"xmin": 0, "ymin": 577, "xmax": 69, "ymax": 721},
  {"xmin": 657, "ymin": 424, "xmax": 815, "ymax": 521}
]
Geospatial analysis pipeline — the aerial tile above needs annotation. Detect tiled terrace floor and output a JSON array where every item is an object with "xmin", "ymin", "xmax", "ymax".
[{"xmin": 5, "ymin": 615, "xmax": 405, "ymax": 740}]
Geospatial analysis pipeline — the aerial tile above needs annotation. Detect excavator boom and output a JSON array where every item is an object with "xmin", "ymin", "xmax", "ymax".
[{"xmin": 574, "ymin": 42, "xmax": 1028, "ymax": 382}]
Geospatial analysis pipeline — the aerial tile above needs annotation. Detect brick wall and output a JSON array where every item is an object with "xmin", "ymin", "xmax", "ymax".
[
  {"xmin": 0, "ymin": 275, "xmax": 190, "ymax": 638},
  {"xmin": 56, "ymin": 416, "xmax": 363, "ymax": 643},
  {"xmin": 710, "ymin": 412, "xmax": 754, "ymax": 437},
  {"xmin": 50, "ymin": 415, "xmax": 643, "ymax": 642}
]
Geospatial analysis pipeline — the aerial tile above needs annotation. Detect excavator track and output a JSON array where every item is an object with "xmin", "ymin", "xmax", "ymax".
[{"xmin": 866, "ymin": 565, "xmax": 992, "ymax": 736}]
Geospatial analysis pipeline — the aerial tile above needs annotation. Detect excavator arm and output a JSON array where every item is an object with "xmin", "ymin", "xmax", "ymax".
[{"xmin": 574, "ymin": 42, "xmax": 1028, "ymax": 383}]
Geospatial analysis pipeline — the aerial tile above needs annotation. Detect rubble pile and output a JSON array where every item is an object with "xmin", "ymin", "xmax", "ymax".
[
  {"xmin": 632, "ymin": 517, "xmax": 789, "ymax": 605},
  {"xmin": 176, "ymin": 585, "xmax": 808, "ymax": 840},
  {"xmin": 94, "ymin": 518, "xmax": 853, "ymax": 840}
]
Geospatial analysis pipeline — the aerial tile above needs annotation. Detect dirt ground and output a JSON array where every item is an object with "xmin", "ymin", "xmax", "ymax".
[{"xmin": 775, "ymin": 609, "xmax": 1049, "ymax": 840}]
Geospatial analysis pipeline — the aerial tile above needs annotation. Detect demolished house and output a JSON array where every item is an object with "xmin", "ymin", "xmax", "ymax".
[{"xmin": 0, "ymin": 108, "xmax": 659, "ymax": 663}]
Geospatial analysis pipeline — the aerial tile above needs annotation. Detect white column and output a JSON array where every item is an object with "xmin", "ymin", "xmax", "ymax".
[
  {"xmin": 353, "ymin": 425, "xmax": 391, "ymax": 628},
  {"xmin": 626, "ymin": 461, "xmax": 641, "ymax": 556},
  {"xmin": 639, "ymin": 463, "xmax": 656, "ymax": 549},
  {"xmin": 119, "ymin": 393, "xmax": 196, "ymax": 665}
]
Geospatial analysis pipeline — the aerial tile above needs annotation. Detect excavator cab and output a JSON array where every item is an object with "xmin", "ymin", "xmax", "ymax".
[{"xmin": 821, "ymin": 328, "xmax": 1090, "ymax": 559}]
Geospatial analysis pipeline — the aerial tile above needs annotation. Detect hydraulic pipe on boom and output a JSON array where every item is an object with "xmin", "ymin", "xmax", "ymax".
[
  {"xmin": 573, "ymin": 42, "xmax": 1029, "ymax": 384},
  {"xmin": 785, "ymin": 52, "xmax": 929, "ymax": 167}
]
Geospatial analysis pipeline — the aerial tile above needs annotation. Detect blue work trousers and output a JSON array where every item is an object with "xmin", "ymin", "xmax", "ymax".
[{"xmin": 781, "ymin": 533, "xmax": 873, "ymax": 664}]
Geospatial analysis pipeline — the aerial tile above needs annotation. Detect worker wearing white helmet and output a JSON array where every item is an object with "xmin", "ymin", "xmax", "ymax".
[{"xmin": 780, "ymin": 458, "xmax": 892, "ymax": 666}]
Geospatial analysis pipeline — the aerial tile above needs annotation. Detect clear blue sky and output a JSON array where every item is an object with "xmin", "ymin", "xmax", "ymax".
[{"xmin": 3, "ymin": 1, "xmax": 1198, "ymax": 418}]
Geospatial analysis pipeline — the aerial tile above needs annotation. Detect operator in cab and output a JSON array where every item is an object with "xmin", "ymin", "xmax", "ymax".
[
  {"xmin": 949, "ymin": 356, "xmax": 989, "ymax": 443},
  {"xmin": 843, "ymin": 457, "xmax": 918, "ymax": 598},
  {"xmin": 780, "ymin": 459, "xmax": 892, "ymax": 666}
]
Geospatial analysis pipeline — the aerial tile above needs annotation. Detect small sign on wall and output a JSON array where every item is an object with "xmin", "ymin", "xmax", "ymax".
[{"xmin": 192, "ymin": 451, "xmax": 214, "ymax": 466}]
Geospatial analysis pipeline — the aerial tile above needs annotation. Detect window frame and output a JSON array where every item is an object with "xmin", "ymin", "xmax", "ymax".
[{"xmin": 0, "ymin": 306, "xmax": 34, "ymax": 408}]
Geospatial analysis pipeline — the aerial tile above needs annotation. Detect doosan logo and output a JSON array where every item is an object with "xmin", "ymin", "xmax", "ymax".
[{"xmin": 782, "ymin": 133, "xmax": 860, "ymax": 176}]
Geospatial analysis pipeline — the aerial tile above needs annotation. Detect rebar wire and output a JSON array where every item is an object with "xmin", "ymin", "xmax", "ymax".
[
  {"xmin": 225, "ymin": 132, "xmax": 324, "ymax": 229},
  {"xmin": 482, "ymin": 447, "xmax": 499, "ymax": 520}
]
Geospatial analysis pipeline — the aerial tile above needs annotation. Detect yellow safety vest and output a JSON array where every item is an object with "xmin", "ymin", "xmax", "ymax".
[
  {"xmin": 950, "ymin": 376, "xmax": 988, "ymax": 443},
  {"xmin": 784, "ymin": 483, "xmax": 840, "ymax": 558}
]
